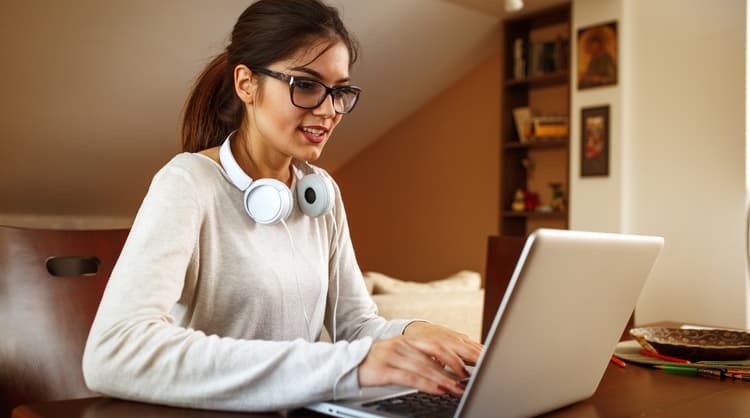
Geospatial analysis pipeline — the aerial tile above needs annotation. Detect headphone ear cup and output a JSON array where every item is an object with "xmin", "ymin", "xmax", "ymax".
[
  {"xmin": 244, "ymin": 179, "xmax": 293, "ymax": 225},
  {"xmin": 297, "ymin": 174, "xmax": 335, "ymax": 218}
]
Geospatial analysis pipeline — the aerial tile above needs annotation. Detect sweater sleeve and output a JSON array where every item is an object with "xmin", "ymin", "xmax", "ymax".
[
  {"xmin": 82, "ymin": 162, "xmax": 374, "ymax": 412},
  {"xmin": 323, "ymin": 179, "xmax": 412, "ymax": 343}
]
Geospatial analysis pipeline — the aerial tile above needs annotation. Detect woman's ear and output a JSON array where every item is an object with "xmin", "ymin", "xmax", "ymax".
[{"xmin": 234, "ymin": 64, "xmax": 256, "ymax": 104}]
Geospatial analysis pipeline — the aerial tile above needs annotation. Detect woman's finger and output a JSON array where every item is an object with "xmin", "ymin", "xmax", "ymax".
[
  {"xmin": 382, "ymin": 367, "xmax": 461, "ymax": 396},
  {"xmin": 388, "ymin": 339, "xmax": 462, "ymax": 384},
  {"xmin": 385, "ymin": 348, "xmax": 464, "ymax": 395},
  {"xmin": 404, "ymin": 337, "xmax": 469, "ymax": 380}
]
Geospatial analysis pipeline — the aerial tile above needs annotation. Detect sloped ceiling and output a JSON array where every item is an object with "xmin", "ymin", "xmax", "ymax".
[{"xmin": 0, "ymin": 0, "xmax": 561, "ymax": 219}]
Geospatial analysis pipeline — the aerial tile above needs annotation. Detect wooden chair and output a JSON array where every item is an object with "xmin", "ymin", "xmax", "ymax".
[
  {"xmin": 481, "ymin": 235, "xmax": 525, "ymax": 342},
  {"xmin": 0, "ymin": 226, "xmax": 129, "ymax": 418}
]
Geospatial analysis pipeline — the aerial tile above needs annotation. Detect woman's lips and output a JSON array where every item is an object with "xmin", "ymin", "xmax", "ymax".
[{"xmin": 300, "ymin": 126, "xmax": 327, "ymax": 144}]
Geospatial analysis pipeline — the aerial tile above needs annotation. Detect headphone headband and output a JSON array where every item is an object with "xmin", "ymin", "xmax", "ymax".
[
  {"xmin": 219, "ymin": 132, "xmax": 252, "ymax": 190},
  {"xmin": 217, "ymin": 131, "xmax": 334, "ymax": 224}
]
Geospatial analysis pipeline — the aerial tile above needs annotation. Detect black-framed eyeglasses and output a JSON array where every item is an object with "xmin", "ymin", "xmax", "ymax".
[{"xmin": 251, "ymin": 67, "xmax": 361, "ymax": 115}]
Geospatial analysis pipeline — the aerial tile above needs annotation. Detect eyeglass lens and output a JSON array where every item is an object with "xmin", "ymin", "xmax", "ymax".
[{"xmin": 291, "ymin": 79, "xmax": 358, "ymax": 113}]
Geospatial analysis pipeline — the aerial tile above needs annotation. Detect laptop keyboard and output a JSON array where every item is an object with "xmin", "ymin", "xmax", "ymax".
[{"xmin": 362, "ymin": 391, "xmax": 459, "ymax": 418}]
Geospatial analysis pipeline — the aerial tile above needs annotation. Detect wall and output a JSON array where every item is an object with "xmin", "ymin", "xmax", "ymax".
[
  {"xmin": 571, "ymin": 0, "xmax": 748, "ymax": 328},
  {"xmin": 570, "ymin": 0, "xmax": 624, "ymax": 233},
  {"xmin": 334, "ymin": 51, "xmax": 501, "ymax": 283}
]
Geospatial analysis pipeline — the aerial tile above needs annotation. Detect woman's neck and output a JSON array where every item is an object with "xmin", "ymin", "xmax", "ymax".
[{"xmin": 233, "ymin": 130, "xmax": 293, "ymax": 187}]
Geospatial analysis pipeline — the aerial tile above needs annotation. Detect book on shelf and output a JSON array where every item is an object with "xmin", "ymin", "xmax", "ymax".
[
  {"xmin": 513, "ymin": 37, "xmax": 526, "ymax": 79},
  {"xmin": 512, "ymin": 111, "xmax": 568, "ymax": 143},
  {"xmin": 532, "ymin": 116, "xmax": 569, "ymax": 138}
]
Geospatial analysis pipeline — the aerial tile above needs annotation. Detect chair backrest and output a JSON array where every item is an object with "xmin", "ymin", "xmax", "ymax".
[
  {"xmin": 0, "ymin": 226, "xmax": 129, "ymax": 418},
  {"xmin": 482, "ymin": 235, "xmax": 525, "ymax": 342}
]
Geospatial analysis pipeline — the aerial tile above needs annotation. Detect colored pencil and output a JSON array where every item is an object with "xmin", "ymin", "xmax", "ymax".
[
  {"xmin": 639, "ymin": 349, "xmax": 691, "ymax": 364},
  {"xmin": 653, "ymin": 364, "xmax": 699, "ymax": 374},
  {"xmin": 610, "ymin": 355, "xmax": 626, "ymax": 368}
]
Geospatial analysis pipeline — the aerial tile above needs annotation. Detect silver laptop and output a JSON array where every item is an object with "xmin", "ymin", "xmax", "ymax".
[{"xmin": 306, "ymin": 229, "xmax": 664, "ymax": 418}]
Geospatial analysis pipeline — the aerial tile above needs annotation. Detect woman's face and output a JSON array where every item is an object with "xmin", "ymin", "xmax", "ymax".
[{"xmin": 248, "ymin": 41, "xmax": 351, "ymax": 163}]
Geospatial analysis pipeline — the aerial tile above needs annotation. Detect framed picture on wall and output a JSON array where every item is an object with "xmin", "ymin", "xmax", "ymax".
[
  {"xmin": 577, "ymin": 21, "xmax": 617, "ymax": 90},
  {"xmin": 581, "ymin": 105, "xmax": 610, "ymax": 177}
]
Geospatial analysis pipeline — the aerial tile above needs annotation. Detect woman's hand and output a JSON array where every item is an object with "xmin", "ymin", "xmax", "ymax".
[
  {"xmin": 357, "ymin": 322, "xmax": 483, "ymax": 396},
  {"xmin": 402, "ymin": 322, "xmax": 483, "ymax": 366}
]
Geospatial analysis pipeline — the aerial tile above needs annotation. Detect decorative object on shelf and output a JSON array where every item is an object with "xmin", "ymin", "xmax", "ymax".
[
  {"xmin": 536, "ymin": 204, "xmax": 553, "ymax": 213},
  {"xmin": 549, "ymin": 182, "xmax": 566, "ymax": 212},
  {"xmin": 511, "ymin": 189, "xmax": 526, "ymax": 212},
  {"xmin": 524, "ymin": 191, "xmax": 540, "ymax": 212},
  {"xmin": 580, "ymin": 105, "xmax": 610, "ymax": 177},
  {"xmin": 577, "ymin": 21, "xmax": 617, "ymax": 90},
  {"xmin": 512, "ymin": 106, "xmax": 532, "ymax": 143}
]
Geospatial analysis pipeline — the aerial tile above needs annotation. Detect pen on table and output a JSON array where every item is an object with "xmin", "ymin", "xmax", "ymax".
[
  {"xmin": 639, "ymin": 349, "xmax": 691, "ymax": 364},
  {"xmin": 653, "ymin": 365, "xmax": 725, "ymax": 378},
  {"xmin": 610, "ymin": 355, "xmax": 626, "ymax": 368},
  {"xmin": 726, "ymin": 369, "xmax": 750, "ymax": 380}
]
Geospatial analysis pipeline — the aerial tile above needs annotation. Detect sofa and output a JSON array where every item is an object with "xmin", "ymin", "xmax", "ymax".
[
  {"xmin": 318, "ymin": 270, "xmax": 484, "ymax": 343},
  {"xmin": 364, "ymin": 270, "xmax": 485, "ymax": 342}
]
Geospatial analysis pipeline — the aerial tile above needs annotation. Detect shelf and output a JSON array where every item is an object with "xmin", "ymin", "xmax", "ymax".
[
  {"xmin": 500, "ymin": 4, "xmax": 570, "ymax": 237},
  {"xmin": 504, "ymin": 137, "xmax": 568, "ymax": 150},
  {"xmin": 505, "ymin": 72, "xmax": 569, "ymax": 89},
  {"xmin": 502, "ymin": 210, "xmax": 567, "ymax": 219}
]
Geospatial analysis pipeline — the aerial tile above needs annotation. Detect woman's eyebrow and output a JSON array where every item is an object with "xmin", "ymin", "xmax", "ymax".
[{"xmin": 290, "ymin": 66, "xmax": 350, "ymax": 83}]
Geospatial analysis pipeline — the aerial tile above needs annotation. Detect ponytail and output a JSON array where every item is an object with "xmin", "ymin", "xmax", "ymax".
[{"xmin": 180, "ymin": 52, "xmax": 243, "ymax": 152}]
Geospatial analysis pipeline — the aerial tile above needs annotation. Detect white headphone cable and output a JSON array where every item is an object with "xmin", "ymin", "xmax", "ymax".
[
  {"xmin": 280, "ymin": 218, "xmax": 313, "ymax": 342},
  {"xmin": 330, "ymin": 215, "xmax": 341, "ymax": 344}
]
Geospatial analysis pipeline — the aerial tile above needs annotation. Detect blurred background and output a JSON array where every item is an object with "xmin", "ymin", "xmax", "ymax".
[{"xmin": 1, "ymin": 0, "xmax": 747, "ymax": 329}]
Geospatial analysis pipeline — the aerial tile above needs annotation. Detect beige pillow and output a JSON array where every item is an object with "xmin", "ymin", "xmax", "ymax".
[{"xmin": 363, "ymin": 270, "xmax": 481, "ymax": 294}]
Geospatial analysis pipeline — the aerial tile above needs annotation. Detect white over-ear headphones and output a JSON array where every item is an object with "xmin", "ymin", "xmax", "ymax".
[{"xmin": 219, "ymin": 132, "xmax": 335, "ymax": 224}]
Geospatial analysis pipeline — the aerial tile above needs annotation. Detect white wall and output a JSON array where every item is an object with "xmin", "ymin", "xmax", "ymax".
[
  {"xmin": 571, "ymin": 0, "xmax": 748, "ymax": 328},
  {"xmin": 570, "ymin": 0, "xmax": 624, "ymax": 233}
]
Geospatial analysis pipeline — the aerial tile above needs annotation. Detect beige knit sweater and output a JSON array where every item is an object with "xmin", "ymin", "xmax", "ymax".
[{"xmin": 82, "ymin": 153, "xmax": 410, "ymax": 412}]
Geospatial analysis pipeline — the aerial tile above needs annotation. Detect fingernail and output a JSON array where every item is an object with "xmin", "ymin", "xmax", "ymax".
[
  {"xmin": 455, "ymin": 382, "xmax": 466, "ymax": 390},
  {"xmin": 437, "ymin": 385, "xmax": 450, "ymax": 394}
]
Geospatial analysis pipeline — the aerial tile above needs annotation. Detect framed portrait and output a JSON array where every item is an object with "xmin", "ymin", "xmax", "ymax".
[
  {"xmin": 580, "ymin": 105, "xmax": 609, "ymax": 177},
  {"xmin": 577, "ymin": 21, "xmax": 617, "ymax": 90}
]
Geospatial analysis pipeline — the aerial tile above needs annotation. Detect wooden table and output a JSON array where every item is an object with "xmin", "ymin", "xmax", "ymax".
[{"xmin": 13, "ymin": 360, "xmax": 750, "ymax": 418}]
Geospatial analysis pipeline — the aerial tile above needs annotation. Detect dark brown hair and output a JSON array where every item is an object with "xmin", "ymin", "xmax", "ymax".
[{"xmin": 181, "ymin": 0, "xmax": 359, "ymax": 152}]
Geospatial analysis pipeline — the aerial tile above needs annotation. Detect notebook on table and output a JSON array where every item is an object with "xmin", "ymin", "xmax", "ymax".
[{"xmin": 306, "ymin": 228, "xmax": 664, "ymax": 418}]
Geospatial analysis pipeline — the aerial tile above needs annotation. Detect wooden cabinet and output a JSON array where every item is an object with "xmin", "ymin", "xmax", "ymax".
[{"xmin": 500, "ymin": 4, "xmax": 571, "ymax": 237}]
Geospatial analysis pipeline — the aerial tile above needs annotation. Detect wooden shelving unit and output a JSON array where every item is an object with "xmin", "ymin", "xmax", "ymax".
[{"xmin": 500, "ymin": 4, "xmax": 571, "ymax": 237}]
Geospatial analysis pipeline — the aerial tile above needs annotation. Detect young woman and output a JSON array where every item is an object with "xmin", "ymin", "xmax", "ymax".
[{"xmin": 82, "ymin": 0, "xmax": 482, "ymax": 412}]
